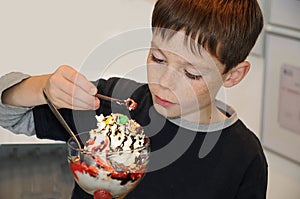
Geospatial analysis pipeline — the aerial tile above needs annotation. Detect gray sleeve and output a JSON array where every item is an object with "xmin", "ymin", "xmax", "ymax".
[{"xmin": 0, "ymin": 72, "xmax": 36, "ymax": 136}]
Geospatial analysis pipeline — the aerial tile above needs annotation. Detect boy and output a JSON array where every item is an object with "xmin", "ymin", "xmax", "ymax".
[{"xmin": 1, "ymin": 0, "xmax": 267, "ymax": 198}]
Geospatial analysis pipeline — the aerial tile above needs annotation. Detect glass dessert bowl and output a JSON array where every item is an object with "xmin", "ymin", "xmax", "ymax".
[{"xmin": 67, "ymin": 114, "xmax": 150, "ymax": 199}]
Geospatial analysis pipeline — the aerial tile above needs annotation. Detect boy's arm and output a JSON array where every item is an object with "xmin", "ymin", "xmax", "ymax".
[
  {"xmin": 32, "ymin": 77, "xmax": 146, "ymax": 141},
  {"xmin": 2, "ymin": 65, "xmax": 99, "ymax": 110},
  {"xmin": 32, "ymin": 78, "xmax": 111, "ymax": 141},
  {"xmin": 2, "ymin": 73, "xmax": 50, "ymax": 107},
  {"xmin": 0, "ymin": 65, "xmax": 99, "ymax": 138},
  {"xmin": 0, "ymin": 72, "xmax": 36, "ymax": 135}
]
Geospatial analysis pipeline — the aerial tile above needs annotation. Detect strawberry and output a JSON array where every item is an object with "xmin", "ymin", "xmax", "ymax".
[
  {"xmin": 95, "ymin": 157, "xmax": 114, "ymax": 173},
  {"xmin": 87, "ymin": 165, "xmax": 99, "ymax": 177},
  {"xmin": 111, "ymin": 171, "xmax": 128, "ymax": 179},
  {"xmin": 94, "ymin": 189, "xmax": 112, "ymax": 199},
  {"xmin": 87, "ymin": 138, "xmax": 95, "ymax": 145}
]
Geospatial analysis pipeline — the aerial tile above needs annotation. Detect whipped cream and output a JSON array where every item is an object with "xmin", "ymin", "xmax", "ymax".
[{"xmin": 88, "ymin": 113, "xmax": 146, "ymax": 152}]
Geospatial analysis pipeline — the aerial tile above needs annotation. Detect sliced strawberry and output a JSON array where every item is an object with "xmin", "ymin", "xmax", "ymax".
[
  {"xmin": 87, "ymin": 138, "xmax": 95, "ymax": 146},
  {"xmin": 87, "ymin": 165, "xmax": 99, "ymax": 177},
  {"xmin": 94, "ymin": 189, "xmax": 112, "ymax": 199},
  {"xmin": 111, "ymin": 171, "xmax": 129, "ymax": 179},
  {"xmin": 81, "ymin": 162, "xmax": 89, "ymax": 171},
  {"xmin": 95, "ymin": 157, "xmax": 114, "ymax": 173},
  {"xmin": 69, "ymin": 161, "xmax": 83, "ymax": 180}
]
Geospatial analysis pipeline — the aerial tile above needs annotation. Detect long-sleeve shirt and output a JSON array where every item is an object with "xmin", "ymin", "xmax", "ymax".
[{"xmin": 0, "ymin": 73, "xmax": 268, "ymax": 199}]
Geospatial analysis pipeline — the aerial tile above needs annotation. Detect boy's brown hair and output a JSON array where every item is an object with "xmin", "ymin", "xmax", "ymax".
[{"xmin": 152, "ymin": 0, "xmax": 263, "ymax": 74}]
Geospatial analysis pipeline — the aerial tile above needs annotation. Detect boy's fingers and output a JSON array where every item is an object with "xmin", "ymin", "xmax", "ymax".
[
  {"xmin": 52, "ymin": 88, "xmax": 100, "ymax": 110},
  {"xmin": 48, "ymin": 65, "xmax": 99, "ymax": 110},
  {"xmin": 52, "ymin": 69, "xmax": 98, "ymax": 97},
  {"xmin": 72, "ymin": 87, "xmax": 100, "ymax": 109},
  {"xmin": 58, "ymin": 65, "xmax": 97, "ymax": 95},
  {"xmin": 73, "ymin": 73, "xmax": 97, "ymax": 95},
  {"xmin": 56, "ymin": 81, "xmax": 98, "ymax": 109}
]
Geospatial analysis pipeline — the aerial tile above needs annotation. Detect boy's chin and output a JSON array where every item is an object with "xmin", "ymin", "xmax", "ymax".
[
  {"xmin": 153, "ymin": 104, "xmax": 181, "ymax": 119},
  {"xmin": 154, "ymin": 103, "xmax": 203, "ymax": 123}
]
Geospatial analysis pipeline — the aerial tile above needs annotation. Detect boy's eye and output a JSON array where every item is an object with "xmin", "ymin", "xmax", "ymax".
[
  {"xmin": 151, "ymin": 54, "xmax": 166, "ymax": 64},
  {"xmin": 184, "ymin": 69, "xmax": 202, "ymax": 80}
]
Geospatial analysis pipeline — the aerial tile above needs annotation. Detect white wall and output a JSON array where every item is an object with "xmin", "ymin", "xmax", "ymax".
[
  {"xmin": 0, "ymin": 0, "xmax": 299, "ymax": 198},
  {"xmin": 0, "ymin": 0, "xmax": 154, "ymax": 143}
]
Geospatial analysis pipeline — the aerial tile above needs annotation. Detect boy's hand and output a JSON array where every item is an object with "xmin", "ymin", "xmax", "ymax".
[{"xmin": 44, "ymin": 65, "xmax": 100, "ymax": 110}]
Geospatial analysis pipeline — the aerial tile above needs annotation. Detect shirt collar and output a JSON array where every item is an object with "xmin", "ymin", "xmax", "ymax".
[{"xmin": 168, "ymin": 100, "xmax": 238, "ymax": 132}]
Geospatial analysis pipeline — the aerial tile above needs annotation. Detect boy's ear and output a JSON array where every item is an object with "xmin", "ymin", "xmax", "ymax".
[{"xmin": 223, "ymin": 61, "xmax": 250, "ymax": 88}]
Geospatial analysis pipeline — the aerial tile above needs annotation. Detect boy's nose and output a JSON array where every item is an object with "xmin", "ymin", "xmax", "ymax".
[{"xmin": 158, "ymin": 67, "xmax": 178, "ymax": 90}]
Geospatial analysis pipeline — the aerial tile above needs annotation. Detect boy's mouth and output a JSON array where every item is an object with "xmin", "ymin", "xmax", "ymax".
[{"xmin": 154, "ymin": 95, "xmax": 176, "ymax": 107}]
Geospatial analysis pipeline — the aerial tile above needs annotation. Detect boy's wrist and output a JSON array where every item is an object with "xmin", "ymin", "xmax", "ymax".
[
  {"xmin": 32, "ymin": 74, "xmax": 51, "ymax": 106},
  {"xmin": 2, "ymin": 74, "xmax": 51, "ymax": 107}
]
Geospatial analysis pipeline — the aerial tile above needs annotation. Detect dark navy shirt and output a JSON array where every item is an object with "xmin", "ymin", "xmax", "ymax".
[{"xmin": 33, "ymin": 77, "xmax": 268, "ymax": 199}]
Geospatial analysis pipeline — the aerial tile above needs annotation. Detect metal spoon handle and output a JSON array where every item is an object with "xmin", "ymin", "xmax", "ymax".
[
  {"xmin": 96, "ymin": 93, "xmax": 138, "ymax": 111},
  {"xmin": 42, "ymin": 89, "xmax": 82, "ymax": 150},
  {"xmin": 96, "ymin": 93, "xmax": 125, "ymax": 105}
]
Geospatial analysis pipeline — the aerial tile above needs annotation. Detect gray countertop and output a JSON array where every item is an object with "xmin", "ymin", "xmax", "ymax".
[{"xmin": 0, "ymin": 144, "xmax": 74, "ymax": 199}]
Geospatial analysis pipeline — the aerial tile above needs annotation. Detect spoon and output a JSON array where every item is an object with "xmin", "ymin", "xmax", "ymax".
[
  {"xmin": 42, "ymin": 89, "xmax": 82, "ymax": 150},
  {"xmin": 95, "ymin": 93, "xmax": 138, "ymax": 111}
]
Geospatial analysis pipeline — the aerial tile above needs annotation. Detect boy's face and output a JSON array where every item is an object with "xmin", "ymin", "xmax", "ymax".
[{"xmin": 147, "ymin": 31, "xmax": 227, "ymax": 123}]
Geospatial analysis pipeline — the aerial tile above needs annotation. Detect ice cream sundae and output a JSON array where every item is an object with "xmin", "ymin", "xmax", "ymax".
[{"xmin": 67, "ymin": 113, "xmax": 150, "ymax": 199}]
